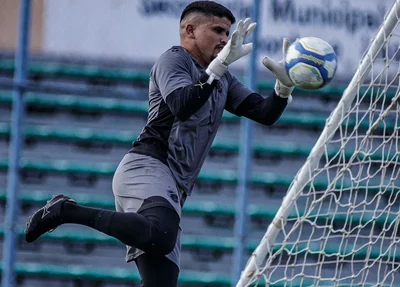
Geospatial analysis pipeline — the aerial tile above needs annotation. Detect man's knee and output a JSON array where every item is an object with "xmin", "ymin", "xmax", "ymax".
[
  {"xmin": 137, "ymin": 220, "xmax": 178, "ymax": 255},
  {"xmin": 148, "ymin": 208, "xmax": 179, "ymax": 255},
  {"xmin": 153, "ymin": 229, "xmax": 178, "ymax": 255},
  {"xmin": 138, "ymin": 200, "xmax": 180, "ymax": 255}
]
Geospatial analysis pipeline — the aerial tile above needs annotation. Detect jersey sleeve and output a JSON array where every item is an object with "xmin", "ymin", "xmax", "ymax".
[
  {"xmin": 152, "ymin": 47, "xmax": 194, "ymax": 101},
  {"xmin": 225, "ymin": 72, "xmax": 255, "ymax": 114}
]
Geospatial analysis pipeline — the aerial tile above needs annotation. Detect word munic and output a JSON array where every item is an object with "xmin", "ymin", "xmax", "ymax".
[{"xmin": 271, "ymin": 0, "xmax": 386, "ymax": 34}]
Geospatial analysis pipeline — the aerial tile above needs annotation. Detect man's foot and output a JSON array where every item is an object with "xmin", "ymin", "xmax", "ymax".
[{"xmin": 25, "ymin": 194, "xmax": 76, "ymax": 243}]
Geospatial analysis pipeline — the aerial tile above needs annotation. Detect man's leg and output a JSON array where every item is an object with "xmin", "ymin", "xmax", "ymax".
[
  {"xmin": 25, "ymin": 195, "xmax": 180, "ymax": 256},
  {"xmin": 135, "ymin": 253, "xmax": 179, "ymax": 287}
]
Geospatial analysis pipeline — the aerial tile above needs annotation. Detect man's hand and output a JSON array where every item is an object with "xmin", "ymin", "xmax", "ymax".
[
  {"xmin": 262, "ymin": 38, "xmax": 295, "ymax": 100},
  {"xmin": 206, "ymin": 18, "xmax": 257, "ymax": 84}
]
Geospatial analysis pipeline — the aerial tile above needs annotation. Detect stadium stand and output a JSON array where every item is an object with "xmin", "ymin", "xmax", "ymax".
[{"xmin": 1, "ymin": 58, "xmax": 396, "ymax": 286}]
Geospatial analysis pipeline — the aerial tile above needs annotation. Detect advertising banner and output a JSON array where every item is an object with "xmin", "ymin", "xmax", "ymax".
[{"xmin": 45, "ymin": 0, "xmax": 396, "ymax": 80}]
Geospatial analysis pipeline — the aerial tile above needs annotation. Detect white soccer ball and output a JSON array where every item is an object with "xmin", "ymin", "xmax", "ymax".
[{"xmin": 285, "ymin": 37, "xmax": 338, "ymax": 90}]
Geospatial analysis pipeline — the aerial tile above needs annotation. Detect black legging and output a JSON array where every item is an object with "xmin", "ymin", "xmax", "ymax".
[
  {"xmin": 135, "ymin": 252, "xmax": 179, "ymax": 287},
  {"xmin": 134, "ymin": 198, "xmax": 180, "ymax": 286},
  {"xmin": 133, "ymin": 198, "xmax": 180, "ymax": 287}
]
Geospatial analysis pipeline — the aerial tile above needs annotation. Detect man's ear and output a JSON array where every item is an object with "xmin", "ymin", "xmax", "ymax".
[{"xmin": 186, "ymin": 24, "xmax": 196, "ymax": 39}]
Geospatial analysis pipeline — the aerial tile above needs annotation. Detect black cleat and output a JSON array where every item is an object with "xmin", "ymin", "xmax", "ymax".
[{"xmin": 25, "ymin": 194, "xmax": 76, "ymax": 243}]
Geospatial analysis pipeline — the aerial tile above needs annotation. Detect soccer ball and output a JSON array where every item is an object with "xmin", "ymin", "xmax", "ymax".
[{"xmin": 285, "ymin": 37, "xmax": 337, "ymax": 90}]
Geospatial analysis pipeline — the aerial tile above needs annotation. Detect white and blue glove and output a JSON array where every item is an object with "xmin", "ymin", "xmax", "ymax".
[
  {"xmin": 262, "ymin": 38, "xmax": 295, "ymax": 102},
  {"xmin": 206, "ymin": 18, "xmax": 257, "ymax": 84}
]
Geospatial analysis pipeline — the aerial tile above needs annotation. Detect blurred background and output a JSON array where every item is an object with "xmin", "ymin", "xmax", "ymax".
[{"xmin": 0, "ymin": 0, "xmax": 396, "ymax": 286}]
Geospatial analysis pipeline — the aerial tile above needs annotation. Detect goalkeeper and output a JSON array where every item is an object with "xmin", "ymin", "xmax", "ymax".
[{"xmin": 25, "ymin": 1, "xmax": 295, "ymax": 286}]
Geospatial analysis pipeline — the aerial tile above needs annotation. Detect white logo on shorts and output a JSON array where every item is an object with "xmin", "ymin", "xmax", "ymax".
[{"xmin": 166, "ymin": 187, "xmax": 179, "ymax": 203}]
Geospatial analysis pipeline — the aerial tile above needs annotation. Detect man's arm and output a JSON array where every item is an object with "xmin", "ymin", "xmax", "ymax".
[
  {"xmin": 164, "ymin": 72, "xmax": 217, "ymax": 121},
  {"xmin": 225, "ymin": 72, "xmax": 289, "ymax": 126},
  {"xmin": 233, "ymin": 92, "xmax": 287, "ymax": 126},
  {"xmin": 154, "ymin": 47, "xmax": 217, "ymax": 122}
]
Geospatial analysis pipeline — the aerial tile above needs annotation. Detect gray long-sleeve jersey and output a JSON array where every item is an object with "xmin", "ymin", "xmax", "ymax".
[{"xmin": 130, "ymin": 46, "xmax": 288, "ymax": 195}]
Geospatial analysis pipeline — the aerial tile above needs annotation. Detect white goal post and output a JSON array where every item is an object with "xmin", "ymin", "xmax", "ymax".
[{"xmin": 236, "ymin": 0, "xmax": 400, "ymax": 286}]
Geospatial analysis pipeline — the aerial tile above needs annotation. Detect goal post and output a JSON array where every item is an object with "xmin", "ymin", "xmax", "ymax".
[{"xmin": 236, "ymin": 0, "xmax": 400, "ymax": 286}]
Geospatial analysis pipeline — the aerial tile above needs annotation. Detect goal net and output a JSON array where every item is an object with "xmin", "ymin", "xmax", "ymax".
[{"xmin": 236, "ymin": 1, "xmax": 400, "ymax": 286}]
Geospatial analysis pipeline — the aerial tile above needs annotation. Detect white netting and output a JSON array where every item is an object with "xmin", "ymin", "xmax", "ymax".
[{"xmin": 237, "ymin": 1, "xmax": 400, "ymax": 286}]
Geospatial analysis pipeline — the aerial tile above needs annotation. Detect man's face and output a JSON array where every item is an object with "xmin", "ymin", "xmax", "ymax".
[{"xmin": 193, "ymin": 16, "xmax": 232, "ymax": 64}]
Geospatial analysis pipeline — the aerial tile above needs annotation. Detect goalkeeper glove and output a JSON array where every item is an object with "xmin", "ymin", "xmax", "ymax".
[
  {"xmin": 262, "ymin": 38, "xmax": 295, "ymax": 102},
  {"xmin": 206, "ymin": 18, "xmax": 257, "ymax": 84}
]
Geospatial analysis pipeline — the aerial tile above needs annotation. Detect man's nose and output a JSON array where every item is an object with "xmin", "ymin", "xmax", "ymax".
[{"xmin": 221, "ymin": 36, "xmax": 228, "ymax": 45}]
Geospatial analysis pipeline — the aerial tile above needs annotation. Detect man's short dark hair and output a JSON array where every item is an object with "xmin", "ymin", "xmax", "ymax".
[{"xmin": 180, "ymin": 1, "xmax": 236, "ymax": 24}]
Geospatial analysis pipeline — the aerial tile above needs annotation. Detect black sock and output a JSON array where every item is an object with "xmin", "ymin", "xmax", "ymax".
[
  {"xmin": 61, "ymin": 201, "xmax": 101, "ymax": 229},
  {"xmin": 61, "ymin": 202, "xmax": 151, "ymax": 246}
]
